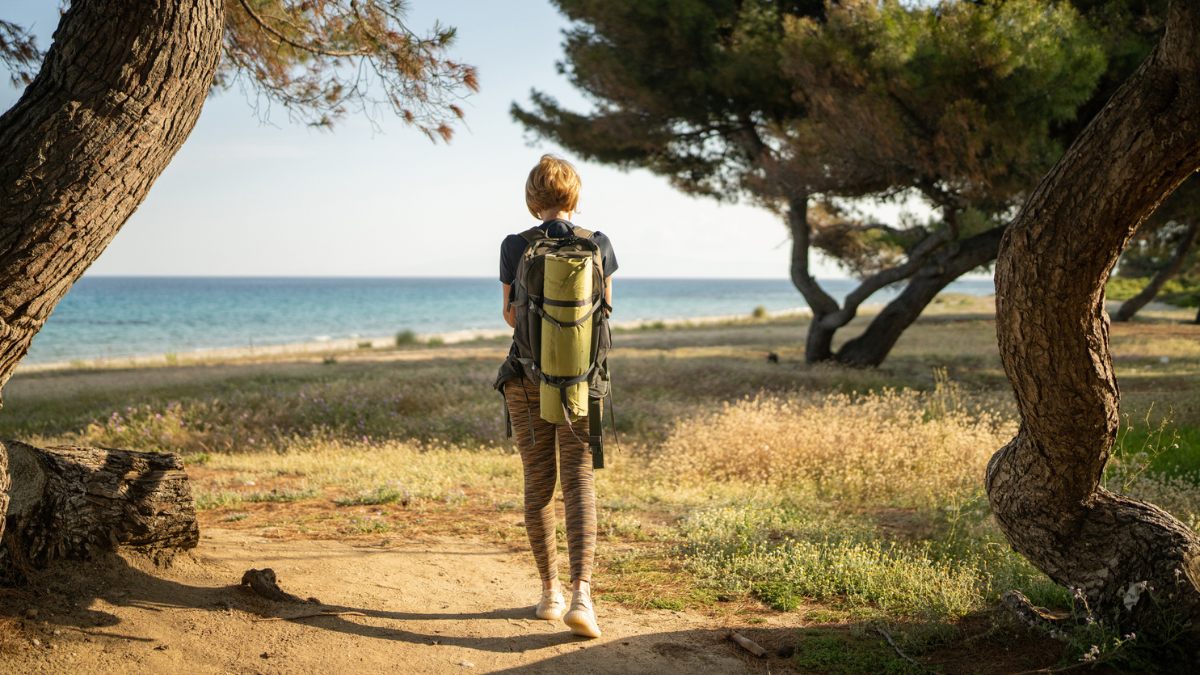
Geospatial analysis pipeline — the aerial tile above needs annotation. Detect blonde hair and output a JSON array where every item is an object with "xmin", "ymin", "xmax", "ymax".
[{"xmin": 525, "ymin": 154, "xmax": 581, "ymax": 219}]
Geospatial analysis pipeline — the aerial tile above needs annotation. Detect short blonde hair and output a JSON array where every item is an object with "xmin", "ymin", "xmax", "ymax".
[{"xmin": 525, "ymin": 154, "xmax": 581, "ymax": 218}]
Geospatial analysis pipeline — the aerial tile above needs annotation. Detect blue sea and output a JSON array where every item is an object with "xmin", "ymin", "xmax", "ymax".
[{"xmin": 23, "ymin": 277, "xmax": 996, "ymax": 364}]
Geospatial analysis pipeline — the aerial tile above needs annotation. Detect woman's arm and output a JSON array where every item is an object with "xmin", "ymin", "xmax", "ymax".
[
  {"xmin": 502, "ymin": 283, "xmax": 516, "ymax": 328},
  {"xmin": 605, "ymin": 277, "xmax": 613, "ymax": 315}
]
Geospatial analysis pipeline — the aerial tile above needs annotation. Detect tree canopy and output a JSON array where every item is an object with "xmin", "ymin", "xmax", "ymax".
[
  {"xmin": 2, "ymin": 0, "xmax": 479, "ymax": 138},
  {"xmin": 515, "ymin": 0, "xmax": 1165, "ymax": 365}
]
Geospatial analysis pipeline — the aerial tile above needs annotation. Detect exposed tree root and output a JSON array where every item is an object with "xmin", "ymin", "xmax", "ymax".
[{"xmin": 240, "ymin": 568, "xmax": 321, "ymax": 604}]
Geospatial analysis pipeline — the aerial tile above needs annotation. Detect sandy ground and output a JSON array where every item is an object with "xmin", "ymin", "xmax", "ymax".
[{"xmin": 2, "ymin": 530, "xmax": 771, "ymax": 675}]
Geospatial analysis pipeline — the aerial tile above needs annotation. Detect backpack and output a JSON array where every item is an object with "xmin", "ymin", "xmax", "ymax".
[{"xmin": 494, "ymin": 225, "xmax": 613, "ymax": 467}]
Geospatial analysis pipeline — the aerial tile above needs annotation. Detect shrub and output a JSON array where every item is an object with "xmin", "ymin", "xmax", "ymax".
[
  {"xmin": 427, "ymin": 336, "xmax": 445, "ymax": 347},
  {"xmin": 395, "ymin": 330, "xmax": 417, "ymax": 346},
  {"xmin": 752, "ymin": 305, "xmax": 768, "ymax": 319}
]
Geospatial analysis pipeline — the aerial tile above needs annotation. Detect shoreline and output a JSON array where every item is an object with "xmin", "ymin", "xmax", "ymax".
[
  {"xmin": 14, "ymin": 306, "xmax": 823, "ymax": 374},
  {"xmin": 19, "ymin": 296, "xmax": 1190, "ymax": 375}
]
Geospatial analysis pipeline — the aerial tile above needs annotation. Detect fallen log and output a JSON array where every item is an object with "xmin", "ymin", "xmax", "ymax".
[{"xmin": 2, "ymin": 438, "xmax": 199, "ymax": 578}]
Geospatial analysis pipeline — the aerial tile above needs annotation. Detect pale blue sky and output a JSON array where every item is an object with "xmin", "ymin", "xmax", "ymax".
[{"xmin": 0, "ymin": 1, "xmax": 878, "ymax": 279}]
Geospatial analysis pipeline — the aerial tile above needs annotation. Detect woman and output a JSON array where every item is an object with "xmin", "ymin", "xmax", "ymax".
[{"xmin": 497, "ymin": 154, "xmax": 617, "ymax": 638}]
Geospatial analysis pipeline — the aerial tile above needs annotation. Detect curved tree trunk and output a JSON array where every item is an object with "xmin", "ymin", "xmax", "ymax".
[
  {"xmin": 786, "ymin": 194, "xmax": 840, "ymax": 362},
  {"xmin": 1113, "ymin": 218, "xmax": 1198, "ymax": 322},
  {"xmin": 836, "ymin": 226, "xmax": 1004, "ymax": 368},
  {"xmin": 0, "ymin": 0, "xmax": 224, "ymax": 547},
  {"xmin": 988, "ymin": 0, "xmax": 1200, "ymax": 637},
  {"xmin": 789, "ymin": 192, "xmax": 963, "ymax": 365}
]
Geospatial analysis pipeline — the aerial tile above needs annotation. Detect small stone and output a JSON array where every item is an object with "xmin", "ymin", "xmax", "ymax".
[
  {"xmin": 154, "ymin": 644, "xmax": 169, "ymax": 650},
  {"xmin": 459, "ymin": 662, "xmax": 475, "ymax": 668},
  {"xmin": 31, "ymin": 639, "xmax": 40, "ymax": 647},
  {"xmin": 52, "ymin": 630, "xmax": 61, "ymax": 636},
  {"xmin": 49, "ymin": 644, "xmax": 58, "ymax": 650},
  {"xmin": 24, "ymin": 609, "xmax": 37, "ymax": 620},
  {"xmin": 261, "ymin": 652, "xmax": 271, "ymax": 659}
]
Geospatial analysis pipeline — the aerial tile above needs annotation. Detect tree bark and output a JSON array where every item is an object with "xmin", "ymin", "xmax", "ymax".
[
  {"xmin": 988, "ymin": 0, "xmax": 1200, "ymax": 636},
  {"xmin": 0, "ymin": 0, "xmax": 224, "ymax": 547},
  {"xmin": 1, "ymin": 440, "xmax": 199, "ymax": 578},
  {"xmin": 1114, "ymin": 218, "xmax": 1198, "ymax": 322},
  {"xmin": 836, "ymin": 226, "xmax": 1004, "ymax": 368}
]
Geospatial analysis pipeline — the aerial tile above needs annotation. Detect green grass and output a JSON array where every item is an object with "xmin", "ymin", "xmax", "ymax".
[
  {"xmin": 678, "ymin": 503, "xmax": 1058, "ymax": 620},
  {"xmin": 193, "ymin": 487, "xmax": 319, "ymax": 510},
  {"xmin": 790, "ymin": 629, "xmax": 928, "ymax": 675},
  {"xmin": 334, "ymin": 481, "xmax": 413, "ymax": 506}
]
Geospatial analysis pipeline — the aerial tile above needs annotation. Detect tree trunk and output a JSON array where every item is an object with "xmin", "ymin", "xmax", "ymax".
[
  {"xmin": 0, "ymin": 0, "xmax": 224, "ymax": 547},
  {"xmin": 788, "ymin": 193, "xmax": 963, "ymax": 364},
  {"xmin": 2, "ymin": 439, "xmax": 198, "ymax": 579},
  {"xmin": 988, "ymin": 0, "xmax": 1200, "ymax": 638},
  {"xmin": 786, "ymin": 194, "xmax": 839, "ymax": 362},
  {"xmin": 835, "ymin": 227, "xmax": 1004, "ymax": 367},
  {"xmin": 1114, "ymin": 218, "xmax": 1198, "ymax": 322}
]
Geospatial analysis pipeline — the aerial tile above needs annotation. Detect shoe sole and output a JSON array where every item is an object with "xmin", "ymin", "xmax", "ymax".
[
  {"xmin": 535, "ymin": 606, "xmax": 565, "ymax": 620},
  {"xmin": 563, "ymin": 610, "xmax": 601, "ymax": 638}
]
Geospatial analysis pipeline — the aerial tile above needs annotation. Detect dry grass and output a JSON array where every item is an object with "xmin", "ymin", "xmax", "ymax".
[
  {"xmin": 654, "ymin": 385, "xmax": 1016, "ymax": 509},
  {"xmin": 192, "ymin": 440, "xmax": 524, "ymax": 506}
]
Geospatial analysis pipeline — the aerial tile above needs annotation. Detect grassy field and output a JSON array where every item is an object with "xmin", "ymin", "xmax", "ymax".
[{"xmin": 4, "ymin": 297, "xmax": 1199, "ymax": 672}]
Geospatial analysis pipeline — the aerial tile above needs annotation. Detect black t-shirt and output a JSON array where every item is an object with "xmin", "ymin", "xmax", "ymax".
[{"xmin": 499, "ymin": 219, "xmax": 618, "ymax": 285}]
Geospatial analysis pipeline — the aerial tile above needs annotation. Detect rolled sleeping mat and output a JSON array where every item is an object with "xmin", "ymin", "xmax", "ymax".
[{"xmin": 540, "ymin": 254, "xmax": 593, "ymax": 424}]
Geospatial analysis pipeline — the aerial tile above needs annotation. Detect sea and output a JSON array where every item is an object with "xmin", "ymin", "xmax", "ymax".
[{"xmin": 22, "ymin": 276, "xmax": 996, "ymax": 364}]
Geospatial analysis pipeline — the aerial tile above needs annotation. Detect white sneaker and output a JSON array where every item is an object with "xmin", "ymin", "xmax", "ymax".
[
  {"xmin": 563, "ymin": 590, "xmax": 601, "ymax": 638},
  {"xmin": 535, "ymin": 589, "xmax": 566, "ymax": 620}
]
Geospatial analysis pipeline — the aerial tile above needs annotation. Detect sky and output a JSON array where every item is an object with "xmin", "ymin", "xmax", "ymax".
[{"xmin": 0, "ymin": 0, "xmax": 894, "ymax": 279}]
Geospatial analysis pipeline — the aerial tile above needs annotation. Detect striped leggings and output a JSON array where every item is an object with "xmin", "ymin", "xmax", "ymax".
[{"xmin": 504, "ymin": 376, "xmax": 596, "ymax": 584}]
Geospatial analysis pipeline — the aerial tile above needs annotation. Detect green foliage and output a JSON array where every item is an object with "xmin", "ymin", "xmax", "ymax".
[
  {"xmin": 515, "ymin": 0, "xmax": 817, "ymax": 199},
  {"xmin": 395, "ymin": 330, "xmax": 418, "ymax": 346},
  {"xmin": 1106, "ymin": 275, "xmax": 1200, "ymax": 307},
  {"xmin": 783, "ymin": 0, "xmax": 1106, "ymax": 206}
]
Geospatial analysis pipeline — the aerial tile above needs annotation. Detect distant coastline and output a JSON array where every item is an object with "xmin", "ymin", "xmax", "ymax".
[
  {"xmin": 21, "ymin": 277, "xmax": 997, "ymax": 367},
  {"xmin": 15, "ymin": 305, "xmax": 826, "ymax": 374}
]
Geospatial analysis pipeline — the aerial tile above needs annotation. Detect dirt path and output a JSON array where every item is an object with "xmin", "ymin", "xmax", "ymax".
[{"xmin": 2, "ymin": 530, "xmax": 766, "ymax": 674}]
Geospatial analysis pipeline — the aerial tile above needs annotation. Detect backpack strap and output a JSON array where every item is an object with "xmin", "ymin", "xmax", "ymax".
[
  {"xmin": 571, "ymin": 226, "xmax": 594, "ymax": 239},
  {"xmin": 518, "ymin": 226, "xmax": 548, "ymax": 245}
]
